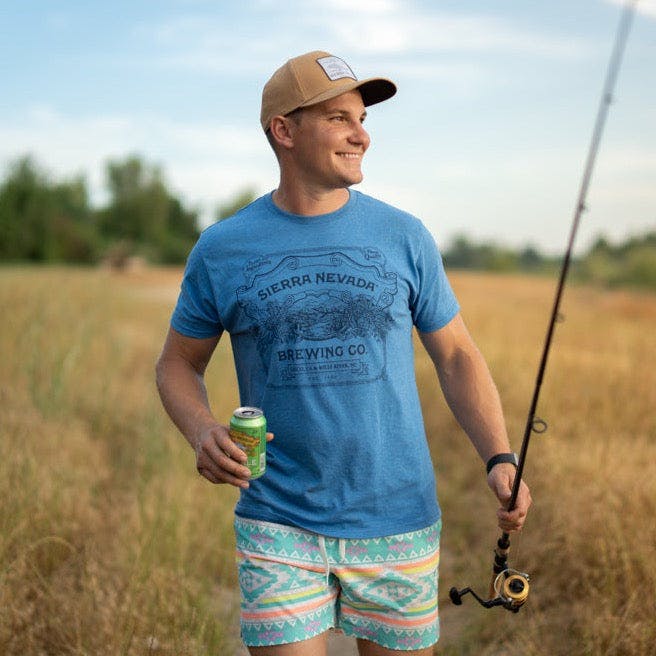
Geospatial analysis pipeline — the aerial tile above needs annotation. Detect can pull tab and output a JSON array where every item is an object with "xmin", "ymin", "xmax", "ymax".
[{"xmin": 234, "ymin": 406, "xmax": 264, "ymax": 419}]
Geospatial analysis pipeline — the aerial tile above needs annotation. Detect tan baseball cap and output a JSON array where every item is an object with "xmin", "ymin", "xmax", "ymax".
[{"xmin": 260, "ymin": 50, "xmax": 397, "ymax": 132}]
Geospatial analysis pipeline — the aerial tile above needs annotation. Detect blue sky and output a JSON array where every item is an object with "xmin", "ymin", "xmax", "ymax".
[{"xmin": 2, "ymin": 0, "xmax": 654, "ymax": 253}]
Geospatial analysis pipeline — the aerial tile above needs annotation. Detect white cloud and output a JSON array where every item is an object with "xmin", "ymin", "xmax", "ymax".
[
  {"xmin": 318, "ymin": 12, "xmax": 588, "ymax": 58},
  {"xmin": 255, "ymin": 0, "xmax": 401, "ymax": 13},
  {"xmin": 606, "ymin": 0, "xmax": 656, "ymax": 19},
  {"xmin": 321, "ymin": 0, "xmax": 400, "ymax": 12},
  {"xmin": 133, "ymin": 4, "xmax": 590, "ymax": 79}
]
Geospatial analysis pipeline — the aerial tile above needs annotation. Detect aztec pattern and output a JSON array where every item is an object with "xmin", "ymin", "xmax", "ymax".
[{"xmin": 235, "ymin": 517, "xmax": 440, "ymax": 650}]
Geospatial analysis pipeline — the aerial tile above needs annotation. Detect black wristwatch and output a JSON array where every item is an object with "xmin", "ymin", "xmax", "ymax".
[{"xmin": 486, "ymin": 452, "xmax": 518, "ymax": 475}]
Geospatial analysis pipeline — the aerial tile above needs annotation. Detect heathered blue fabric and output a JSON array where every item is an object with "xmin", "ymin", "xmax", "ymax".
[{"xmin": 171, "ymin": 190, "xmax": 459, "ymax": 538}]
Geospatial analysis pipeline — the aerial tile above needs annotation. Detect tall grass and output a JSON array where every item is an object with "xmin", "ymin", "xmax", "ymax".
[
  {"xmin": 429, "ymin": 274, "xmax": 656, "ymax": 655},
  {"xmin": 1, "ymin": 267, "xmax": 241, "ymax": 655},
  {"xmin": 1, "ymin": 267, "xmax": 654, "ymax": 655}
]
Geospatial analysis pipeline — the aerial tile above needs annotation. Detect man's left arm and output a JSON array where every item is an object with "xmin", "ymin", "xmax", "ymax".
[{"xmin": 418, "ymin": 313, "xmax": 532, "ymax": 532}]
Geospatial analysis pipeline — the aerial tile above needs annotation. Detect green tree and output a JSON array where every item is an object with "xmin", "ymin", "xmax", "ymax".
[
  {"xmin": 97, "ymin": 155, "xmax": 200, "ymax": 263},
  {"xmin": 518, "ymin": 245, "xmax": 545, "ymax": 271},
  {"xmin": 0, "ymin": 156, "xmax": 97, "ymax": 262},
  {"xmin": 0, "ymin": 156, "xmax": 46, "ymax": 260},
  {"xmin": 443, "ymin": 234, "xmax": 520, "ymax": 271},
  {"xmin": 577, "ymin": 230, "xmax": 656, "ymax": 289},
  {"xmin": 98, "ymin": 156, "xmax": 169, "ymax": 243}
]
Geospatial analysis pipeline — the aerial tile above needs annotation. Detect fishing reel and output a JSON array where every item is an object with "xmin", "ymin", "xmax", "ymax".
[{"xmin": 449, "ymin": 569, "xmax": 530, "ymax": 613}]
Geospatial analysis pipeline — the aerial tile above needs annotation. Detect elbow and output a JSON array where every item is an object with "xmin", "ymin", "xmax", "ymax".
[{"xmin": 155, "ymin": 352, "xmax": 170, "ymax": 397}]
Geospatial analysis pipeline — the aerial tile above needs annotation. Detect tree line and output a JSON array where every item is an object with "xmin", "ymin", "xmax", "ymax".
[
  {"xmin": 443, "ymin": 232, "xmax": 656, "ymax": 290},
  {"xmin": 1, "ymin": 154, "xmax": 654, "ymax": 289},
  {"xmin": 0, "ymin": 155, "xmax": 200, "ymax": 266}
]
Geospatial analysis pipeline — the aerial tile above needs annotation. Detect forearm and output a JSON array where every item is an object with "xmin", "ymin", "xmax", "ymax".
[
  {"xmin": 419, "ymin": 320, "xmax": 511, "ymax": 463},
  {"xmin": 155, "ymin": 355, "xmax": 220, "ymax": 449},
  {"xmin": 436, "ymin": 343, "xmax": 511, "ymax": 462},
  {"xmin": 419, "ymin": 318, "xmax": 531, "ymax": 530}
]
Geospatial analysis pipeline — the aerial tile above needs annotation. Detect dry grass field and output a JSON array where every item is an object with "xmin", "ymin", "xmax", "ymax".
[{"xmin": 1, "ymin": 266, "xmax": 654, "ymax": 655}]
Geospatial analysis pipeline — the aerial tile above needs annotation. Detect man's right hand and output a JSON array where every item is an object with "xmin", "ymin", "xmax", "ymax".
[
  {"xmin": 195, "ymin": 423, "xmax": 252, "ymax": 488},
  {"xmin": 195, "ymin": 424, "xmax": 274, "ymax": 488}
]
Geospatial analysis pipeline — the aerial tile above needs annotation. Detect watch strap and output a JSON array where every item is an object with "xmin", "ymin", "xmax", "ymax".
[{"xmin": 486, "ymin": 452, "xmax": 518, "ymax": 474}]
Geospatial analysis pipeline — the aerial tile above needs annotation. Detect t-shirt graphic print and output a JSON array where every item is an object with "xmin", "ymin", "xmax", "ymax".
[{"xmin": 236, "ymin": 246, "xmax": 398, "ymax": 388}]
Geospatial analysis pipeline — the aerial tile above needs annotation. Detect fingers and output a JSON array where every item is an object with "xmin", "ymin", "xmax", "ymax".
[
  {"xmin": 195, "ymin": 425, "xmax": 252, "ymax": 489},
  {"xmin": 487, "ymin": 464, "xmax": 532, "ymax": 532},
  {"xmin": 496, "ymin": 481, "xmax": 532, "ymax": 532},
  {"xmin": 497, "ymin": 505, "xmax": 527, "ymax": 532}
]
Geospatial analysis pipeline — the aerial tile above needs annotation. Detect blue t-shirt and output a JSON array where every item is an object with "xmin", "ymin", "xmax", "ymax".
[{"xmin": 171, "ymin": 190, "xmax": 460, "ymax": 538}]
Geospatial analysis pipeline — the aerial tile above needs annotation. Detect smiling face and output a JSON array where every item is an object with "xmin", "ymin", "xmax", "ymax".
[{"xmin": 284, "ymin": 90, "xmax": 371, "ymax": 192}]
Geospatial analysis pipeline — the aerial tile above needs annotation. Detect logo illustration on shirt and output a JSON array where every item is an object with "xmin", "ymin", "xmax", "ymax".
[{"xmin": 236, "ymin": 248, "xmax": 398, "ymax": 387}]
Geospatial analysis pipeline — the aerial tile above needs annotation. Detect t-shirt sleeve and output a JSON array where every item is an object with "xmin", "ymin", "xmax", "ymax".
[
  {"xmin": 171, "ymin": 240, "xmax": 224, "ymax": 338},
  {"xmin": 411, "ymin": 227, "xmax": 460, "ymax": 332}
]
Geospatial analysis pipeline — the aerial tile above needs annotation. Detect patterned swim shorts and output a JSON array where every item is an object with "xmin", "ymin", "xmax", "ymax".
[{"xmin": 234, "ymin": 517, "xmax": 441, "ymax": 651}]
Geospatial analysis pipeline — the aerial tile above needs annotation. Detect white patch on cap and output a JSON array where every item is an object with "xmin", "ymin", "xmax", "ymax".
[{"xmin": 316, "ymin": 56, "xmax": 357, "ymax": 82}]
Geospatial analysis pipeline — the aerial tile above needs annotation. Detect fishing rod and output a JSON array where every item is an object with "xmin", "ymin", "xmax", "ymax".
[{"xmin": 449, "ymin": 0, "xmax": 639, "ymax": 613}]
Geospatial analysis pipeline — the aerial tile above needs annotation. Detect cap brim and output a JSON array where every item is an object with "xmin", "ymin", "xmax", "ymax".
[
  {"xmin": 357, "ymin": 77, "xmax": 397, "ymax": 107},
  {"xmin": 298, "ymin": 76, "xmax": 397, "ymax": 111}
]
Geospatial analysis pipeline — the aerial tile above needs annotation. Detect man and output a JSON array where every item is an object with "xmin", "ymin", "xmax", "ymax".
[{"xmin": 156, "ymin": 51, "xmax": 531, "ymax": 656}]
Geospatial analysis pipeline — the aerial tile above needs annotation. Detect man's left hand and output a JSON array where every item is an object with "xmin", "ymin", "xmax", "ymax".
[{"xmin": 487, "ymin": 463, "xmax": 532, "ymax": 532}]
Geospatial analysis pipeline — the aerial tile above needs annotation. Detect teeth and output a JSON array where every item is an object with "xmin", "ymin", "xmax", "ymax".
[{"xmin": 339, "ymin": 153, "xmax": 361, "ymax": 159}]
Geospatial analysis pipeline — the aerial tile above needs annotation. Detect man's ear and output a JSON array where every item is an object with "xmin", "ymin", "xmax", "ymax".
[{"xmin": 269, "ymin": 115, "xmax": 295, "ymax": 150}]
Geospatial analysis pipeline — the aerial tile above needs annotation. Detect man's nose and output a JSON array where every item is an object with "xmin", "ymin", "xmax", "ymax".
[{"xmin": 349, "ymin": 121, "xmax": 370, "ymax": 148}]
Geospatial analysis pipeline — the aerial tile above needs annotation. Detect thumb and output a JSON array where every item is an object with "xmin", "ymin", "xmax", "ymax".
[{"xmin": 487, "ymin": 466, "xmax": 515, "ymax": 508}]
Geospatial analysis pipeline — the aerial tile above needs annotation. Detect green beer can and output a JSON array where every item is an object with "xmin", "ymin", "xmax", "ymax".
[{"xmin": 229, "ymin": 407, "xmax": 267, "ymax": 479}]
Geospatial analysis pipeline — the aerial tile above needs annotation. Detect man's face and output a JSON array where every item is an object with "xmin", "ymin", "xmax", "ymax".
[{"xmin": 287, "ymin": 90, "xmax": 371, "ymax": 191}]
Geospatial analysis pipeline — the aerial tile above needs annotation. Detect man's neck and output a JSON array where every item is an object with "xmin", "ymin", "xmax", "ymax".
[{"xmin": 272, "ymin": 184, "xmax": 350, "ymax": 217}]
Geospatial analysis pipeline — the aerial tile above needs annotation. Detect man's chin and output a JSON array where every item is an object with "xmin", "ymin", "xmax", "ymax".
[{"xmin": 341, "ymin": 172, "xmax": 364, "ymax": 187}]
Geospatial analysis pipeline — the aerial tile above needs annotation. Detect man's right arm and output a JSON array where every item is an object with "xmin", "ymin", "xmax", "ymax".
[{"xmin": 155, "ymin": 327, "xmax": 253, "ymax": 488}]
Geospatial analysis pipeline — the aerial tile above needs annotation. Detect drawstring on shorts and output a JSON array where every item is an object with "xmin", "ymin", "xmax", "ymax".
[{"xmin": 317, "ymin": 536, "xmax": 347, "ymax": 586}]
